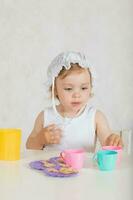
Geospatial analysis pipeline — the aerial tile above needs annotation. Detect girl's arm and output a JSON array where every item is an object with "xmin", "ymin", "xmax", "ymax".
[
  {"xmin": 95, "ymin": 110, "xmax": 123, "ymax": 146},
  {"xmin": 26, "ymin": 111, "xmax": 62, "ymax": 150},
  {"xmin": 26, "ymin": 111, "xmax": 45, "ymax": 150}
]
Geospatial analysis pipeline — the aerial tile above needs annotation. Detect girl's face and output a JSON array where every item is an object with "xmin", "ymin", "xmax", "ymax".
[{"xmin": 55, "ymin": 69, "xmax": 92, "ymax": 116}]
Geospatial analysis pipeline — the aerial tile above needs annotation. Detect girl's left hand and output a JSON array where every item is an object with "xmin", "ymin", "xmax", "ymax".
[{"xmin": 104, "ymin": 134, "xmax": 123, "ymax": 147}]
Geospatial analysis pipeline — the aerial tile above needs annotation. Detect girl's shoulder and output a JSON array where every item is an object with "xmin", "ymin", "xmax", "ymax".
[
  {"xmin": 86, "ymin": 106, "xmax": 106, "ymax": 122},
  {"xmin": 30, "ymin": 111, "xmax": 44, "ymax": 136}
]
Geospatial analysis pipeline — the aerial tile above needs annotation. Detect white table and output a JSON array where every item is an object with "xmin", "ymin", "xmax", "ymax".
[{"xmin": 0, "ymin": 150, "xmax": 132, "ymax": 200}]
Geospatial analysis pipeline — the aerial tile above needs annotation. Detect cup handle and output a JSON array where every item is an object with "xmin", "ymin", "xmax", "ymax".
[
  {"xmin": 93, "ymin": 153, "xmax": 97, "ymax": 161},
  {"xmin": 92, "ymin": 153, "xmax": 98, "ymax": 165}
]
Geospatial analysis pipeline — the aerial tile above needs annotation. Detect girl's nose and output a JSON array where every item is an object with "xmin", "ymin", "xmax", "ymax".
[{"xmin": 72, "ymin": 91, "xmax": 81, "ymax": 98}]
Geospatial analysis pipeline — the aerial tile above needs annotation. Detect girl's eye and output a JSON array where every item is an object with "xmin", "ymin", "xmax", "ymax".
[
  {"xmin": 64, "ymin": 88, "xmax": 72, "ymax": 91},
  {"xmin": 82, "ymin": 87, "xmax": 88, "ymax": 90}
]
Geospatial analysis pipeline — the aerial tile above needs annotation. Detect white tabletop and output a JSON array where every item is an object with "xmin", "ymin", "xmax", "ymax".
[{"xmin": 0, "ymin": 150, "xmax": 132, "ymax": 200}]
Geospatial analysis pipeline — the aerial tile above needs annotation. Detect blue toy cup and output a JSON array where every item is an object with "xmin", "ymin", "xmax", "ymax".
[{"xmin": 94, "ymin": 150, "xmax": 118, "ymax": 171}]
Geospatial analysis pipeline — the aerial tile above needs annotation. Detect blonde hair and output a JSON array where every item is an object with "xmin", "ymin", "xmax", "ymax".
[{"xmin": 57, "ymin": 63, "xmax": 92, "ymax": 86}]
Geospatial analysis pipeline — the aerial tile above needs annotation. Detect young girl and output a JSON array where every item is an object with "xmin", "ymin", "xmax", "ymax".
[{"xmin": 26, "ymin": 51, "xmax": 123, "ymax": 151}]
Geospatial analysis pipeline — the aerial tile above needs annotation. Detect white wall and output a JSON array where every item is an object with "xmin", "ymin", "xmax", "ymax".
[{"xmin": 0, "ymin": 0, "xmax": 133, "ymax": 147}]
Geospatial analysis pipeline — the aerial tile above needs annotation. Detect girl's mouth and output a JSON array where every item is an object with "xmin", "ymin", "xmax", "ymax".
[{"xmin": 71, "ymin": 102, "xmax": 81, "ymax": 106}]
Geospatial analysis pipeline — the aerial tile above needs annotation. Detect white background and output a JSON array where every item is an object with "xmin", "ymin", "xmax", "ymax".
[{"xmin": 0, "ymin": 0, "xmax": 133, "ymax": 148}]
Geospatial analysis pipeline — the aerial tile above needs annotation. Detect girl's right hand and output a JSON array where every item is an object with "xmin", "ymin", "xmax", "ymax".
[{"xmin": 41, "ymin": 124, "xmax": 62, "ymax": 145}]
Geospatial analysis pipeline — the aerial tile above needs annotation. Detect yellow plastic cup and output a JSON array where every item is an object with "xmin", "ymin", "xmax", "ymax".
[{"xmin": 0, "ymin": 129, "xmax": 21, "ymax": 161}]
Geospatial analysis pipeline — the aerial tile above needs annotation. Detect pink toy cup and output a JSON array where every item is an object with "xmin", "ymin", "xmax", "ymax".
[
  {"xmin": 102, "ymin": 146, "xmax": 122, "ymax": 165},
  {"xmin": 60, "ymin": 149, "xmax": 85, "ymax": 170}
]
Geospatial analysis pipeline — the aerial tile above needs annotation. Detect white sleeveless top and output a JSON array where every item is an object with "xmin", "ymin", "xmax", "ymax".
[{"xmin": 43, "ymin": 105, "xmax": 97, "ymax": 152}]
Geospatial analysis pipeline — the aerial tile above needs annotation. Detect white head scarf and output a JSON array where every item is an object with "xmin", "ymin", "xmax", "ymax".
[
  {"xmin": 45, "ymin": 51, "xmax": 96, "ymax": 116},
  {"xmin": 46, "ymin": 51, "xmax": 96, "ymax": 87}
]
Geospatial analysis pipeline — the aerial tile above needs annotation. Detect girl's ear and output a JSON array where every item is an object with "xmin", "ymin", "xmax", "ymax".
[
  {"xmin": 90, "ymin": 88, "xmax": 94, "ymax": 97},
  {"xmin": 90, "ymin": 92, "xmax": 94, "ymax": 97}
]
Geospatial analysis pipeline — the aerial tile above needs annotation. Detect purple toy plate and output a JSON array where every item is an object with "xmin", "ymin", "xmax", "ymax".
[{"xmin": 29, "ymin": 156, "xmax": 79, "ymax": 178}]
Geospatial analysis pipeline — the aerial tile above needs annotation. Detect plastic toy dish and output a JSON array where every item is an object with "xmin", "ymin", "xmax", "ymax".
[{"xmin": 29, "ymin": 157, "xmax": 79, "ymax": 178}]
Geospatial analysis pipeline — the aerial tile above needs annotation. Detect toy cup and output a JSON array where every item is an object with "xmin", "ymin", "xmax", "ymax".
[
  {"xmin": 94, "ymin": 150, "xmax": 118, "ymax": 171},
  {"xmin": 0, "ymin": 129, "xmax": 21, "ymax": 161},
  {"xmin": 60, "ymin": 149, "xmax": 85, "ymax": 170},
  {"xmin": 102, "ymin": 146, "xmax": 122, "ymax": 165}
]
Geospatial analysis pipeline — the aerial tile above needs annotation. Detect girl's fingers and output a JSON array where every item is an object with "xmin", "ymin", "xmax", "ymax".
[
  {"xmin": 50, "ymin": 133, "xmax": 61, "ymax": 144},
  {"xmin": 108, "ymin": 134, "xmax": 116, "ymax": 145},
  {"xmin": 106, "ymin": 134, "xmax": 122, "ymax": 146},
  {"xmin": 44, "ymin": 124, "xmax": 62, "ymax": 144},
  {"xmin": 50, "ymin": 138, "xmax": 60, "ymax": 144},
  {"xmin": 49, "ymin": 135, "xmax": 55, "ymax": 144},
  {"xmin": 113, "ymin": 136, "xmax": 120, "ymax": 146},
  {"xmin": 48, "ymin": 126, "xmax": 62, "ymax": 135},
  {"xmin": 50, "ymin": 135, "xmax": 55, "ymax": 140},
  {"xmin": 53, "ymin": 139, "xmax": 60, "ymax": 144},
  {"xmin": 50, "ymin": 131, "xmax": 62, "ymax": 138},
  {"xmin": 54, "ymin": 129, "xmax": 62, "ymax": 136},
  {"xmin": 46, "ymin": 124, "xmax": 57, "ymax": 131}
]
